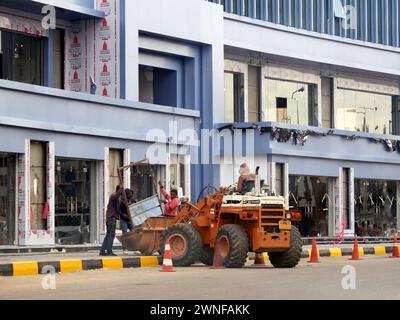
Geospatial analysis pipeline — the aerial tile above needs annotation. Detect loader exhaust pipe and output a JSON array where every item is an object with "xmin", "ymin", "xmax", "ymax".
[{"xmin": 255, "ymin": 166, "xmax": 261, "ymax": 195}]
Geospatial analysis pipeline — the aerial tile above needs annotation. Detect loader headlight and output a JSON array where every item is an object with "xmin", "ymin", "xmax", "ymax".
[{"xmin": 286, "ymin": 213, "xmax": 292, "ymax": 220}]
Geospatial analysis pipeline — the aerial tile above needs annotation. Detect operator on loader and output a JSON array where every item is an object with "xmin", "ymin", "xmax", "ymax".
[{"xmin": 236, "ymin": 163, "xmax": 256, "ymax": 194}]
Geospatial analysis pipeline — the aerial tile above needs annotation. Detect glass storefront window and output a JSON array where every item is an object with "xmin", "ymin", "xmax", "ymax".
[
  {"xmin": 224, "ymin": 71, "xmax": 244, "ymax": 123},
  {"xmin": 0, "ymin": 154, "xmax": 16, "ymax": 245},
  {"xmin": 335, "ymin": 88, "xmax": 393, "ymax": 134},
  {"xmin": 354, "ymin": 179, "xmax": 398, "ymax": 237},
  {"xmin": 289, "ymin": 176, "xmax": 333, "ymax": 237},
  {"xmin": 264, "ymin": 78, "xmax": 315, "ymax": 126},
  {"xmin": 55, "ymin": 159, "xmax": 93, "ymax": 245},
  {"xmin": 0, "ymin": 29, "xmax": 44, "ymax": 86}
]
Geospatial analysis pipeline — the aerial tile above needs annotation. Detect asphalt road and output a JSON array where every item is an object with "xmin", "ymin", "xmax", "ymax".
[{"xmin": 0, "ymin": 256, "xmax": 399, "ymax": 300}]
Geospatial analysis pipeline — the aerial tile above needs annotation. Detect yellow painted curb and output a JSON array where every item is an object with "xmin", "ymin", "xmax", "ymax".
[
  {"xmin": 60, "ymin": 259, "xmax": 83, "ymax": 273},
  {"xmin": 102, "ymin": 258, "xmax": 123, "ymax": 270},
  {"xmin": 329, "ymin": 248, "xmax": 342, "ymax": 257},
  {"xmin": 12, "ymin": 261, "xmax": 38, "ymax": 276},
  {"xmin": 358, "ymin": 247, "xmax": 365, "ymax": 256},
  {"xmin": 140, "ymin": 256, "xmax": 159, "ymax": 268},
  {"xmin": 374, "ymin": 246, "xmax": 386, "ymax": 255},
  {"xmin": 262, "ymin": 253, "xmax": 270, "ymax": 261}
]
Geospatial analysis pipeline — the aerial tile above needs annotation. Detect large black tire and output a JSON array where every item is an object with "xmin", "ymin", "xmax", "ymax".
[
  {"xmin": 199, "ymin": 246, "xmax": 214, "ymax": 266},
  {"xmin": 160, "ymin": 224, "xmax": 202, "ymax": 267},
  {"xmin": 269, "ymin": 226, "xmax": 302, "ymax": 268},
  {"xmin": 216, "ymin": 224, "xmax": 249, "ymax": 268}
]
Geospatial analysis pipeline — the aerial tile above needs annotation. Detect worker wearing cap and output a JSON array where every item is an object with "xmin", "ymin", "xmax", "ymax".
[
  {"xmin": 159, "ymin": 182, "xmax": 180, "ymax": 217},
  {"xmin": 236, "ymin": 163, "xmax": 256, "ymax": 194}
]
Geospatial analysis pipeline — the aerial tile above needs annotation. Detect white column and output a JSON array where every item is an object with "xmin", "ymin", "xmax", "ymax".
[
  {"xmin": 123, "ymin": 149, "xmax": 131, "ymax": 188},
  {"xmin": 283, "ymin": 163, "xmax": 289, "ymax": 209}
]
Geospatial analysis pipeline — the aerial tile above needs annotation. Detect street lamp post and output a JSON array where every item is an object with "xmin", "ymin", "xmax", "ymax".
[{"xmin": 292, "ymin": 87, "xmax": 305, "ymax": 125}]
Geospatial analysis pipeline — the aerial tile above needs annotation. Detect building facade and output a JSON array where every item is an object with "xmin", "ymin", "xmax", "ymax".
[{"xmin": 0, "ymin": 0, "xmax": 399, "ymax": 247}]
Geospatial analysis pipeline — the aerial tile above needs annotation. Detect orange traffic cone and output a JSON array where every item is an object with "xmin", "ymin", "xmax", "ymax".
[
  {"xmin": 390, "ymin": 236, "xmax": 399, "ymax": 258},
  {"xmin": 160, "ymin": 240, "xmax": 176, "ymax": 272},
  {"xmin": 252, "ymin": 253, "xmax": 267, "ymax": 267},
  {"xmin": 211, "ymin": 238, "xmax": 225, "ymax": 269},
  {"xmin": 308, "ymin": 238, "xmax": 320, "ymax": 263},
  {"xmin": 350, "ymin": 236, "xmax": 361, "ymax": 261}
]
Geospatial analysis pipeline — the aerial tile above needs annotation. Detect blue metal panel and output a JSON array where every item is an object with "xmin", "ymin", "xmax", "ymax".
[
  {"xmin": 215, "ymin": 0, "xmax": 400, "ymax": 48},
  {"xmin": 371, "ymin": 0, "xmax": 378, "ymax": 43},
  {"xmin": 382, "ymin": 0, "xmax": 389, "ymax": 45},
  {"xmin": 327, "ymin": 0, "xmax": 335, "ymax": 35},
  {"xmin": 359, "ymin": 0, "xmax": 367, "ymax": 41},
  {"xmin": 283, "ymin": 0, "xmax": 290, "ymax": 26},
  {"xmin": 393, "ymin": 0, "xmax": 400, "ymax": 47},
  {"xmin": 306, "ymin": 0, "xmax": 313, "ymax": 31},
  {"xmin": 272, "ymin": 0, "xmax": 279, "ymax": 23}
]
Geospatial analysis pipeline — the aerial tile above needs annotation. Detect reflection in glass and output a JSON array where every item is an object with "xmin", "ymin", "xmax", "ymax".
[
  {"xmin": 264, "ymin": 78, "xmax": 311, "ymax": 126},
  {"xmin": 0, "ymin": 29, "xmax": 44, "ymax": 85},
  {"xmin": 55, "ymin": 159, "xmax": 92, "ymax": 245},
  {"xmin": 289, "ymin": 176, "xmax": 333, "ymax": 237},
  {"xmin": 335, "ymin": 88, "xmax": 393, "ymax": 134},
  {"xmin": 0, "ymin": 154, "xmax": 15, "ymax": 245}
]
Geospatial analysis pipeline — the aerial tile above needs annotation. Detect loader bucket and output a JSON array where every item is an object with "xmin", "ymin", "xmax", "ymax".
[{"xmin": 116, "ymin": 217, "xmax": 175, "ymax": 255}]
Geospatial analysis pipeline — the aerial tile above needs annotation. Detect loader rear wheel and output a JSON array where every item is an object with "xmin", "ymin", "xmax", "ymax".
[
  {"xmin": 215, "ymin": 224, "xmax": 249, "ymax": 268},
  {"xmin": 160, "ymin": 224, "xmax": 202, "ymax": 267},
  {"xmin": 199, "ymin": 246, "xmax": 214, "ymax": 266},
  {"xmin": 269, "ymin": 226, "xmax": 302, "ymax": 268}
]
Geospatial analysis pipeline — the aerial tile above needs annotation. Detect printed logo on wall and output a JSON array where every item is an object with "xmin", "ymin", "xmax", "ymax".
[
  {"xmin": 64, "ymin": 0, "xmax": 120, "ymax": 98},
  {"xmin": 66, "ymin": 22, "xmax": 84, "ymax": 92}
]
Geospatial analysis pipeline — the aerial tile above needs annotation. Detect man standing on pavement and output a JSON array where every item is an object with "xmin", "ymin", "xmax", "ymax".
[
  {"xmin": 100, "ymin": 185, "xmax": 123, "ymax": 256},
  {"xmin": 120, "ymin": 188, "xmax": 135, "ymax": 255},
  {"xmin": 159, "ymin": 182, "xmax": 180, "ymax": 217}
]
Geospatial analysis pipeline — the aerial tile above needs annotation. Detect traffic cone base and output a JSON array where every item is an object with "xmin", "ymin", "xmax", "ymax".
[
  {"xmin": 250, "ymin": 253, "xmax": 268, "ymax": 268},
  {"xmin": 390, "ymin": 236, "xmax": 400, "ymax": 258},
  {"xmin": 160, "ymin": 240, "xmax": 176, "ymax": 272},
  {"xmin": 308, "ymin": 238, "xmax": 320, "ymax": 263},
  {"xmin": 210, "ymin": 238, "xmax": 225, "ymax": 269},
  {"xmin": 349, "ymin": 237, "xmax": 362, "ymax": 261}
]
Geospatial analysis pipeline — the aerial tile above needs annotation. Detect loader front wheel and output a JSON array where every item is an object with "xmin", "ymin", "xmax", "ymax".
[
  {"xmin": 160, "ymin": 224, "xmax": 202, "ymax": 267},
  {"xmin": 269, "ymin": 226, "xmax": 302, "ymax": 268},
  {"xmin": 215, "ymin": 224, "xmax": 249, "ymax": 268}
]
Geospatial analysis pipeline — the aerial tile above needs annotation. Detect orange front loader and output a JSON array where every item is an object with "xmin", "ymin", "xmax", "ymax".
[{"xmin": 117, "ymin": 161, "xmax": 303, "ymax": 268}]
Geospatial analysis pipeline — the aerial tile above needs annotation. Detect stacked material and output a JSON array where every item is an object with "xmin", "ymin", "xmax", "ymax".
[{"xmin": 129, "ymin": 195, "xmax": 163, "ymax": 226}]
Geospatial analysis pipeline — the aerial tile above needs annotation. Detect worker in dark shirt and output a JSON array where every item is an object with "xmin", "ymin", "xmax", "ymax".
[
  {"xmin": 100, "ymin": 186, "xmax": 123, "ymax": 256},
  {"xmin": 120, "ymin": 188, "xmax": 136, "ymax": 254}
]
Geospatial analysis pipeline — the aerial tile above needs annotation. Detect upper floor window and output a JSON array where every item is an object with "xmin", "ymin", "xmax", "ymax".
[
  {"xmin": 335, "ymin": 88, "xmax": 393, "ymax": 134},
  {"xmin": 224, "ymin": 71, "xmax": 245, "ymax": 123},
  {"xmin": 0, "ymin": 29, "xmax": 44, "ymax": 86},
  {"xmin": 264, "ymin": 78, "xmax": 317, "ymax": 126},
  {"xmin": 139, "ymin": 65, "xmax": 178, "ymax": 108}
]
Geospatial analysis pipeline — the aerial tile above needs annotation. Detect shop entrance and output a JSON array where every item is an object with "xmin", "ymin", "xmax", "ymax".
[
  {"xmin": 0, "ymin": 153, "xmax": 16, "ymax": 245},
  {"xmin": 289, "ymin": 176, "xmax": 334, "ymax": 237},
  {"xmin": 354, "ymin": 179, "xmax": 398, "ymax": 237},
  {"xmin": 55, "ymin": 158, "xmax": 94, "ymax": 245}
]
